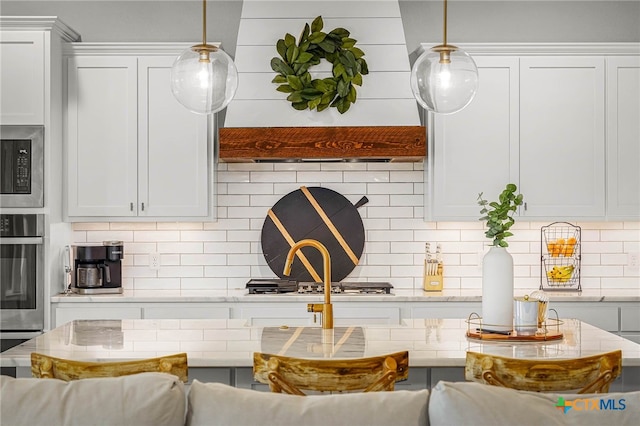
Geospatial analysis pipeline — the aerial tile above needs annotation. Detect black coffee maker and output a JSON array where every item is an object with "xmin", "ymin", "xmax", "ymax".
[{"xmin": 71, "ymin": 241, "xmax": 124, "ymax": 294}]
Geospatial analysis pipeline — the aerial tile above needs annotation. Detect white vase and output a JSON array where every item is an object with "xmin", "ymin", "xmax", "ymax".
[{"xmin": 482, "ymin": 246, "xmax": 514, "ymax": 332}]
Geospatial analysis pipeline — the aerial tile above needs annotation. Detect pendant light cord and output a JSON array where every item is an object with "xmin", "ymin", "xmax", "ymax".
[
  {"xmin": 443, "ymin": 0, "xmax": 448, "ymax": 46},
  {"xmin": 202, "ymin": 0, "xmax": 207, "ymax": 45}
]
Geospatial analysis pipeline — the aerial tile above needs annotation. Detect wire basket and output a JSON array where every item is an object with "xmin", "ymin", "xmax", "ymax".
[{"xmin": 540, "ymin": 222, "xmax": 581, "ymax": 291}]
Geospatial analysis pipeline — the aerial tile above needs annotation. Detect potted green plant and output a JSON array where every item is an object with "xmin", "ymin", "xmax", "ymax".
[
  {"xmin": 476, "ymin": 183, "xmax": 524, "ymax": 332},
  {"xmin": 477, "ymin": 183, "xmax": 524, "ymax": 247}
]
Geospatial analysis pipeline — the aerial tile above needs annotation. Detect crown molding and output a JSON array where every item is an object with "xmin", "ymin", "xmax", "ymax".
[
  {"xmin": 63, "ymin": 42, "xmax": 222, "ymax": 56},
  {"xmin": 0, "ymin": 16, "xmax": 81, "ymax": 42},
  {"xmin": 417, "ymin": 42, "xmax": 640, "ymax": 56}
]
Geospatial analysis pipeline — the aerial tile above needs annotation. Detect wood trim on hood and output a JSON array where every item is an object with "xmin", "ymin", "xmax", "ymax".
[{"xmin": 219, "ymin": 126, "xmax": 426, "ymax": 162}]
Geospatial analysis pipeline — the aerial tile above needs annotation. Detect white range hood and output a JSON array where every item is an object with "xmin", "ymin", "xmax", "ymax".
[{"xmin": 220, "ymin": 0, "xmax": 424, "ymax": 162}]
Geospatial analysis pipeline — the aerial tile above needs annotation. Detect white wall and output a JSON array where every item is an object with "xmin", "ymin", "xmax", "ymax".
[
  {"xmin": 2, "ymin": 1, "xmax": 639, "ymax": 54},
  {"xmin": 71, "ymin": 162, "xmax": 640, "ymax": 295}
]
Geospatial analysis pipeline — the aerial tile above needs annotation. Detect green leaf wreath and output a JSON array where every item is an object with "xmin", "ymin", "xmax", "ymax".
[{"xmin": 270, "ymin": 16, "xmax": 369, "ymax": 114}]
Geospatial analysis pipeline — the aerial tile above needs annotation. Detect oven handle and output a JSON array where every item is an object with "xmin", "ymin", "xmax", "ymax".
[{"xmin": 0, "ymin": 237, "xmax": 44, "ymax": 245}]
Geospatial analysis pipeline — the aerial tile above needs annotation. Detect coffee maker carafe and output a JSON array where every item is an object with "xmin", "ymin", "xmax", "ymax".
[{"xmin": 70, "ymin": 241, "xmax": 124, "ymax": 294}]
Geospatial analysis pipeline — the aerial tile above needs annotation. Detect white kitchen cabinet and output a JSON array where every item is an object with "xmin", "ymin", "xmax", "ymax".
[
  {"xmin": 67, "ymin": 56, "xmax": 138, "ymax": 217},
  {"xmin": 54, "ymin": 306, "xmax": 142, "ymax": 327},
  {"xmin": 606, "ymin": 56, "xmax": 640, "ymax": 219},
  {"xmin": 519, "ymin": 56, "xmax": 605, "ymax": 219},
  {"xmin": 65, "ymin": 45, "xmax": 211, "ymax": 221},
  {"xmin": 0, "ymin": 31, "xmax": 45, "ymax": 125},
  {"xmin": 142, "ymin": 305, "xmax": 230, "ymax": 319},
  {"xmin": 429, "ymin": 56, "xmax": 519, "ymax": 220},
  {"xmin": 240, "ymin": 303, "xmax": 401, "ymax": 327},
  {"xmin": 426, "ymin": 45, "xmax": 634, "ymax": 221}
]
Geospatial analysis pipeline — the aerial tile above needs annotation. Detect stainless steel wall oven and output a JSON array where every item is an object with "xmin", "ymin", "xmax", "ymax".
[{"xmin": 0, "ymin": 214, "xmax": 44, "ymax": 332}]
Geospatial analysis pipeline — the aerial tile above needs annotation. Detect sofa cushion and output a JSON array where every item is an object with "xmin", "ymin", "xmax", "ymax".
[
  {"xmin": 186, "ymin": 380, "xmax": 429, "ymax": 426},
  {"xmin": 0, "ymin": 372, "xmax": 185, "ymax": 426},
  {"xmin": 429, "ymin": 380, "xmax": 639, "ymax": 426}
]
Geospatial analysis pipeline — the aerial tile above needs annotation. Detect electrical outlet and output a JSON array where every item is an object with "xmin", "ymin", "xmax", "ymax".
[
  {"xmin": 629, "ymin": 252, "xmax": 640, "ymax": 268},
  {"xmin": 149, "ymin": 252, "xmax": 160, "ymax": 270}
]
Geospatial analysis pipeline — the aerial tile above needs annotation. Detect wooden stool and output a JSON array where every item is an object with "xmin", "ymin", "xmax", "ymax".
[
  {"xmin": 253, "ymin": 351, "xmax": 409, "ymax": 395},
  {"xmin": 31, "ymin": 352, "xmax": 188, "ymax": 383},
  {"xmin": 465, "ymin": 350, "xmax": 621, "ymax": 393}
]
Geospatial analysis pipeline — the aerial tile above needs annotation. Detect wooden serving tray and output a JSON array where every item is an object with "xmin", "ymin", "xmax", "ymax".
[{"xmin": 466, "ymin": 329, "xmax": 563, "ymax": 341}]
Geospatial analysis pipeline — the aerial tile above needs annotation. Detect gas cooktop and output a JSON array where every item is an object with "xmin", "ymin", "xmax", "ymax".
[{"xmin": 245, "ymin": 279, "xmax": 393, "ymax": 295}]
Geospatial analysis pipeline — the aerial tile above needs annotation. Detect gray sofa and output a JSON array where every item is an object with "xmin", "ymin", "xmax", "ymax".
[{"xmin": 1, "ymin": 373, "xmax": 638, "ymax": 426}]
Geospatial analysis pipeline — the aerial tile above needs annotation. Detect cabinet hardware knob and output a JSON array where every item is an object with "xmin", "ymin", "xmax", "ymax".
[
  {"xmin": 141, "ymin": 202, "xmax": 145, "ymax": 211},
  {"xmin": 130, "ymin": 203, "xmax": 134, "ymax": 211}
]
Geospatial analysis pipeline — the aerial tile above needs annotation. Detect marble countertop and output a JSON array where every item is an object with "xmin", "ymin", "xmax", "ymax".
[
  {"xmin": 2, "ymin": 318, "xmax": 640, "ymax": 368},
  {"xmin": 50, "ymin": 288, "xmax": 640, "ymax": 303}
]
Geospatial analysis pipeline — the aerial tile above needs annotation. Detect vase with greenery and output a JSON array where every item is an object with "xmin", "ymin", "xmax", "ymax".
[
  {"xmin": 477, "ymin": 183, "xmax": 524, "ymax": 247},
  {"xmin": 477, "ymin": 183, "xmax": 524, "ymax": 332}
]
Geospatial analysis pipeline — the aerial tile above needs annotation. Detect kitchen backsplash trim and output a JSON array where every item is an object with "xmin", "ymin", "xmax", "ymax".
[{"xmin": 71, "ymin": 162, "xmax": 640, "ymax": 293}]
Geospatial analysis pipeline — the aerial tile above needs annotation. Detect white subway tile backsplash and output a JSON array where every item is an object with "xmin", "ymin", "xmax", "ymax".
[
  {"xmin": 368, "ymin": 229, "xmax": 414, "ymax": 242},
  {"xmin": 133, "ymin": 231, "xmax": 179, "ymax": 242},
  {"xmin": 204, "ymin": 265, "xmax": 251, "ymax": 278},
  {"xmin": 203, "ymin": 242, "xmax": 251, "ymax": 254},
  {"xmin": 228, "ymin": 183, "xmax": 273, "ymax": 194},
  {"xmin": 156, "ymin": 222, "xmax": 204, "ymax": 230},
  {"xmin": 227, "ymin": 230, "xmax": 261, "ymax": 242},
  {"xmin": 73, "ymin": 223, "xmax": 110, "ymax": 231},
  {"xmin": 160, "ymin": 254, "xmax": 180, "ymax": 266},
  {"xmin": 390, "ymin": 171, "xmax": 423, "ymax": 182},
  {"xmin": 368, "ymin": 253, "xmax": 413, "ymax": 265},
  {"xmin": 367, "ymin": 206, "xmax": 413, "ymax": 218},
  {"xmin": 123, "ymin": 242, "xmax": 157, "ymax": 254},
  {"xmin": 158, "ymin": 266, "xmax": 204, "ymax": 278},
  {"xmin": 157, "ymin": 242, "xmax": 203, "ymax": 254},
  {"xmin": 134, "ymin": 278, "xmax": 181, "ymax": 291},
  {"xmin": 344, "ymin": 170, "xmax": 389, "ymax": 183},
  {"xmin": 217, "ymin": 195, "xmax": 250, "ymax": 206},
  {"xmin": 601, "ymin": 229, "xmax": 640, "ymax": 241},
  {"xmin": 180, "ymin": 230, "xmax": 226, "ymax": 242},
  {"xmin": 249, "ymin": 194, "xmax": 281, "ymax": 207},
  {"xmin": 297, "ymin": 171, "xmax": 343, "ymax": 182},
  {"xmin": 226, "ymin": 207, "xmax": 265, "ymax": 220},
  {"xmin": 250, "ymin": 171, "xmax": 296, "ymax": 183},
  {"xmin": 110, "ymin": 222, "xmax": 157, "ymax": 231},
  {"xmin": 87, "ymin": 231, "xmax": 134, "ymax": 242},
  {"xmin": 366, "ymin": 182, "xmax": 414, "ymax": 195},
  {"xmin": 181, "ymin": 254, "xmax": 227, "ymax": 266},
  {"xmin": 390, "ymin": 194, "xmax": 422, "ymax": 207},
  {"xmin": 71, "ymin": 163, "xmax": 639, "ymax": 292}
]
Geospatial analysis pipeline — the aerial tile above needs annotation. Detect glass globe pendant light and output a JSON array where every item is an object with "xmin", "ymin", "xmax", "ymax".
[
  {"xmin": 170, "ymin": 0, "xmax": 238, "ymax": 115},
  {"xmin": 410, "ymin": 0, "xmax": 478, "ymax": 114}
]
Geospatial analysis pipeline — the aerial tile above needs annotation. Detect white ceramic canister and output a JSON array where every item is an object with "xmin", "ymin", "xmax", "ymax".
[{"xmin": 513, "ymin": 295, "xmax": 539, "ymax": 335}]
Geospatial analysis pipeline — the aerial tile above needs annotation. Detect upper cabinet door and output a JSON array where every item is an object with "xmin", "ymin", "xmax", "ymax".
[
  {"xmin": 137, "ymin": 56, "xmax": 209, "ymax": 217},
  {"xmin": 519, "ymin": 56, "xmax": 605, "ymax": 219},
  {"xmin": 0, "ymin": 31, "xmax": 45, "ymax": 125},
  {"xmin": 429, "ymin": 56, "xmax": 519, "ymax": 220},
  {"xmin": 606, "ymin": 56, "xmax": 640, "ymax": 219},
  {"xmin": 67, "ymin": 56, "xmax": 138, "ymax": 217}
]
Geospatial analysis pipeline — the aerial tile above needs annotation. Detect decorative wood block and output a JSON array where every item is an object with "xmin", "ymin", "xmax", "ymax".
[{"xmin": 219, "ymin": 126, "xmax": 426, "ymax": 162}]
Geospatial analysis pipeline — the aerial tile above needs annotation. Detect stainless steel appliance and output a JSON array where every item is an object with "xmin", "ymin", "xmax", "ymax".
[
  {"xmin": 69, "ymin": 241, "xmax": 124, "ymax": 294},
  {"xmin": 246, "ymin": 279, "xmax": 393, "ymax": 295},
  {"xmin": 0, "ymin": 125, "xmax": 44, "ymax": 208},
  {"xmin": 0, "ymin": 214, "xmax": 45, "ymax": 332}
]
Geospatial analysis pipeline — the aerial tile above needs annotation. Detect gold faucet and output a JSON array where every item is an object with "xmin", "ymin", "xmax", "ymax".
[{"xmin": 283, "ymin": 239, "xmax": 333, "ymax": 329}]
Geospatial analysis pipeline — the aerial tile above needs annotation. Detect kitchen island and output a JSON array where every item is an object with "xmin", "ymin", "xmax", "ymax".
[
  {"xmin": 50, "ymin": 288, "xmax": 640, "ymax": 344},
  {"xmin": 2, "ymin": 318, "xmax": 640, "ymax": 391}
]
